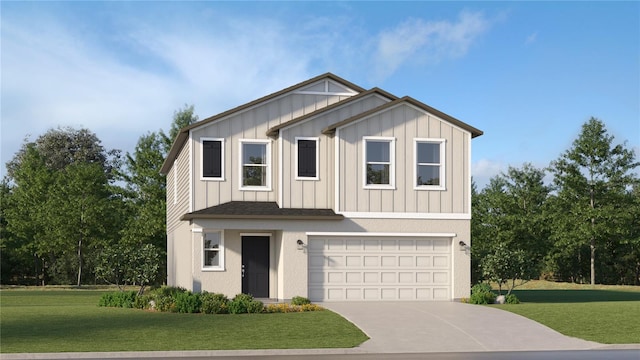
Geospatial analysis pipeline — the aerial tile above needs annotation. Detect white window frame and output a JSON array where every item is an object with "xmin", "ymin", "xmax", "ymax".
[
  {"xmin": 200, "ymin": 137, "xmax": 225, "ymax": 181},
  {"xmin": 202, "ymin": 231, "xmax": 225, "ymax": 271},
  {"xmin": 239, "ymin": 139, "xmax": 271, "ymax": 191},
  {"xmin": 295, "ymin": 137, "xmax": 319, "ymax": 181},
  {"xmin": 363, "ymin": 136, "xmax": 396, "ymax": 189},
  {"xmin": 414, "ymin": 138, "xmax": 446, "ymax": 191}
]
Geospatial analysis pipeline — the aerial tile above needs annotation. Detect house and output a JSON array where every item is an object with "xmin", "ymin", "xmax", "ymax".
[{"xmin": 160, "ymin": 73, "xmax": 483, "ymax": 301}]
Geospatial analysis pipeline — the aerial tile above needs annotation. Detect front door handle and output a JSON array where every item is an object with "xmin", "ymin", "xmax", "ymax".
[{"xmin": 241, "ymin": 264, "xmax": 245, "ymax": 278}]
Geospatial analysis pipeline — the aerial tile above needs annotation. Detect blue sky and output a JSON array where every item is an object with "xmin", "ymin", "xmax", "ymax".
[{"xmin": 2, "ymin": 1, "xmax": 638, "ymax": 188}]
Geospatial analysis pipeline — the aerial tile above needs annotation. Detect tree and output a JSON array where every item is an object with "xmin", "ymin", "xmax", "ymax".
[
  {"xmin": 47, "ymin": 162, "xmax": 113, "ymax": 286},
  {"xmin": 471, "ymin": 163, "xmax": 551, "ymax": 290},
  {"xmin": 481, "ymin": 243, "xmax": 536, "ymax": 296},
  {"xmin": 168, "ymin": 104, "xmax": 198, "ymax": 142},
  {"xmin": 117, "ymin": 105, "xmax": 198, "ymax": 283},
  {"xmin": 3, "ymin": 127, "xmax": 123, "ymax": 285},
  {"xmin": 549, "ymin": 118, "xmax": 639, "ymax": 284}
]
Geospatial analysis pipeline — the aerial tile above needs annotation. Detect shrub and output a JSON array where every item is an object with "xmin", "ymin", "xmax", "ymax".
[
  {"xmin": 246, "ymin": 299, "xmax": 265, "ymax": 314},
  {"xmin": 471, "ymin": 283, "xmax": 493, "ymax": 295},
  {"xmin": 291, "ymin": 296, "xmax": 311, "ymax": 305},
  {"xmin": 175, "ymin": 291, "xmax": 202, "ymax": 313},
  {"xmin": 299, "ymin": 304, "xmax": 323, "ymax": 312},
  {"xmin": 264, "ymin": 303, "xmax": 324, "ymax": 313},
  {"xmin": 98, "ymin": 291, "xmax": 137, "ymax": 308},
  {"xmin": 505, "ymin": 294, "xmax": 520, "ymax": 304},
  {"xmin": 150, "ymin": 286, "xmax": 187, "ymax": 312},
  {"xmin": 133, "ymin": 294, "xmax": 152, "ymax": 309},
  {"xmin": 200, "ymin": 292, "xmax": 229, "ymax": 314},
  {"xmin": 228, "ymin": 293, "xmax": 264, "ymax": 314},
  {"xmin": 469, "ymin": 283, "xmax": 496, "ymax": 304}
]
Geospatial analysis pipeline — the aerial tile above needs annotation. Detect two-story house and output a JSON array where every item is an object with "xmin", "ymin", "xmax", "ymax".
[{"xmin": 160, "ymin": 73, "xmax": 483, "ymax": 301}]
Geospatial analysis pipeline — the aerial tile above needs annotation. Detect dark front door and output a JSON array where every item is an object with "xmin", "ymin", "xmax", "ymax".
[{"xmin": 241, "ymin": 236, "xmax": 270, "ymax": 298}]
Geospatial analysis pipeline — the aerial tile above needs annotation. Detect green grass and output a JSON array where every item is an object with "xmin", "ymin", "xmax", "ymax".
[
  {"xmin": 491, "ymin": 282, "xmax": 640, "ymax": 344},
  {"xmin": 0, "ymin": 290, "xmax": 368, "ymax": 353}
]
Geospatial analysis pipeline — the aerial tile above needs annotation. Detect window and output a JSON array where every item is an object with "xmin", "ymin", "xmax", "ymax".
[
  {"xmin": 202, "ymin": 138, "xmax": 224, "ymax": 180},
  {"xmin": 240, "ymin": 140, "xmax": 271, "ymax": 189},
  {"xmin": 296, "ymin": 137, "xmax": 318, "ymax": 180},
  {"xmin": 173, "ymin": 160, "xmax": 177, "ymax": 204},
  {"xmin": 203, "ymin": 231, "xmax": 224, "ymax": 270},
  {"xmin": 363, "ymin": 137, "xmax": 395, "ymax": 188},
  {"xmin": 415, "ymin": 139, "xmax": 445, "ymax": 190}
]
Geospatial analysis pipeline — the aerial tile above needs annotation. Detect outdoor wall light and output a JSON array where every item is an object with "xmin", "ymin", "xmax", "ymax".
[
  {"xmin": 458, "ymin": 241, "xmax": 467, "ymax": 250},
  {"xmin": 297, "ymin": 239, "xmax": 304, "ymax": 250}
]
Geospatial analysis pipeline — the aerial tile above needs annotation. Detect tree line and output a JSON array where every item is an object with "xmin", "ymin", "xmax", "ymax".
[
  {"xmin": 1, "ymin": 114, "xmax": 638, "ymax": 288},
  {"xmin": 472, "ymin": 118, "xmax": 640, "ymax": 290},
  {"xmin": 0, "ymin": 106, "xmax": 197, "ymax": 286}
]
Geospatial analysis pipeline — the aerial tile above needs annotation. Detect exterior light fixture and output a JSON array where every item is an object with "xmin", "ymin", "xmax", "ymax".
[
  {"xmin": 458, "ymin": 240, "xmax": 467, "ymax": 250},
  {"xmin": 297, "ymin": 239, "xmax": 304, "ymax": 250}
]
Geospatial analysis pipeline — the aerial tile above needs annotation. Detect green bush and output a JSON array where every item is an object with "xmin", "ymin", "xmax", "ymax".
[
  {"xmin": 246, "ymin": 299, "xmax": 265, "ymax": 314},
  {"xmin": 133, "ymin": 294, "xmax": 152, "ymax": 309},
  {"xmin": 228, "ymin": 293, "xmax": 264, "ymax": 314},
  {"xmin": 175, "ymin": 291, "xmax": 201, "ymax": 313},
  {"xmin": 471, "ymin": 283, "xmax": 493, "ymax": 295},
  {"xmin": 98, "ymin": 291, "xmax": 137, "ymax": 308},
  {"xmin": 505, "ymin": 294, "xmax": 520, "ymax": 304},
  {"xmin": 291, "ymin": 296, "xmax": 311, "ymax": 305},
  {"xmin": 150, "ymin": 286, "xmax": 187, "ymax": 312},
  {"xmin": 469, "ymin": 283, "xmax": 496, "ymax": 304},
  {"xmin": 200, "ymin": 292, "xmax": 229, "ymax": 314}
]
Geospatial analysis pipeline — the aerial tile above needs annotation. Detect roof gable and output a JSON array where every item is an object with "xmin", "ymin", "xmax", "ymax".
[
  {"xmin": 266, "ymin": 87, "xmax": 398, "ymax": 137},
  {"xmin": 160, "ymin": 73, "xmax": 365, "ymax": 174},
  {"xmin": 322, "ymin": 96, "xmax": 483, "ymax": 138}
]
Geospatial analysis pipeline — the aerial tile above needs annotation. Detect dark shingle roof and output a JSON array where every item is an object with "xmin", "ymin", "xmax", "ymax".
[{"xmin": 181, "ymin": 201, "xmax": 344, "ymax": 221}]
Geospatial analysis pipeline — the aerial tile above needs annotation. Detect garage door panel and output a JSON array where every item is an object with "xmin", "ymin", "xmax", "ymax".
[
  {"xmin": 309, "ymin": 237, "xmax": 452, "ymax": 301},
  {"xmin": 309, "ymin": 255, "xmax": 325, "ymax": 267},
  {"xmin": 328, "ymin": 239, "xmax": 344, "ymax": 250},
  {"xmin": 398, "ymin": 240, "xmax": 414, "ymax": 250},
  {"xmin": 346, "ymin": 239, "xmax": 361, "ymax": 250},
  {"xmin": 416, "ymin": 256, "xmax": 432, "ymax": 267},
  {"xmin": 399, "ymin": 256, "xmax": 413, "ymax": 266},
  {"xmin": 434, "ymin": 256, "xmax": 449, "ymax": 267}
]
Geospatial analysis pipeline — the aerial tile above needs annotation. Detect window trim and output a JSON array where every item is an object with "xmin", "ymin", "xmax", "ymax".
[
  {"xmin": 295, "ymin": 137, "xmax": 319, "ymax": 181},
  {"xmin": 173, "ymin": 160, "xmax": 178, "ymax": 204},
  {"xmin": 239, "ymin": 139, "xmax": 272, "ymax": 191},
  {"xmin": 200, "ymin": 137, "xmax": 225, "ymax": 181},
  {"xmin": 414, "ymin": 138, "xmax": 446, "ymax": 191},
  {"xmin": 362, "ymin": 136, "xmax": 396, "ymax": 189},
  {"xmin": 202, "ymin": 231, "xmax": 225, "ymax": 271}
]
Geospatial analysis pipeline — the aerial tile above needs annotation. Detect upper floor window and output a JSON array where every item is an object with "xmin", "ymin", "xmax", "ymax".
[
  {"xmin": 201, "ymin": 138, "xmax": 224, "ymax": 180},
  {"xmin": 363, "ymin": 136, "xmax": 395, "ymax": 189},
  {"xmin": 203, "ymin": 231, "xmax": 224, "ymax": 271},
  {"xmin": 414, "ymin": 138, "xmax": 445, "ymax": 190},
  {"xmin": 240, "ymin": 139, "xmax": 271, "ymax": 190},
  {"xmin": 296, "ymin": 137, "xmax": 319, "ymax": 180}
]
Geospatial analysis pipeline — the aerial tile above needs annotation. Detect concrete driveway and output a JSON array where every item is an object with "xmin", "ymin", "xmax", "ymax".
[{"xmin": 320, "ymin": 301, "xmax": 602, "ymax": 353}]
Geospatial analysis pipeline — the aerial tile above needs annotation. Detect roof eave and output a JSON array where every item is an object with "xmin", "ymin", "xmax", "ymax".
[{"xmin": 181, "ymin": 214, "xmax": 345, "ymax": 221}]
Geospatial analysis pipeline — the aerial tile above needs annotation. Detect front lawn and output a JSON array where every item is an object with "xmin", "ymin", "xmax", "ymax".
[
  {"xmin": 0, "ymin": 289, "xmax": 368, "ymax": 353},
  {"xmin": 492, "ymin": 282, "xmax": 640, "ymax": 344}
]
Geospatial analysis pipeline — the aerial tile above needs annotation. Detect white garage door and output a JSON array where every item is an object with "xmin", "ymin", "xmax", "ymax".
[{"xmin": 308, "ymin": 236, "xmax": 452, "ymax": 301}]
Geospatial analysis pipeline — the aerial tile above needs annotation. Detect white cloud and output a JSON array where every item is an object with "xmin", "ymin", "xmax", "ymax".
[
  {"xmin": 1, "ymin": 6, "xmax": 498, "ymax": 176},
  {"xmin": 0, "ymin": 13, "xmax": 313, "ymax": 171},
  {"xmin": 374, "ymin": 10, "xmax": 491, "ymax": 80},
  {"xmin": 471, "ymin": 159, "xmax": 505, "ymax": 189}
]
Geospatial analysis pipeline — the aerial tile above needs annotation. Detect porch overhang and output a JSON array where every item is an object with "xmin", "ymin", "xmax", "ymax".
[{"xmin": 181, "ymin": 201, "xmax": 344, "ymax": 221}]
